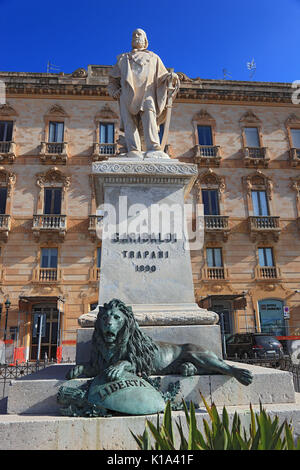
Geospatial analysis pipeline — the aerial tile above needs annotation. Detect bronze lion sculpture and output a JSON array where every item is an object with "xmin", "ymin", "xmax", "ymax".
[{"xmin": 67, "ymin": 299, "xmax": 253, "ymax": 386}]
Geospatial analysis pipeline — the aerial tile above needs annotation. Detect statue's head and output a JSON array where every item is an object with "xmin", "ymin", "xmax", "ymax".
[{"xmin": 131, "ymin": 29, "xmax": 148, "ymax": 50}]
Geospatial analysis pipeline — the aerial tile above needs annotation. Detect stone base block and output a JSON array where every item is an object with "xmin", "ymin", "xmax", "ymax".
[
  {"xmin": 6, "ymin": 362, "xmax": 295, "ymax": 415},
  {"xmin": 76, "ymin": 324, "xmax": 222, "ymax": 365},
  {"xmin": 2, "ymin": 395, "xmax": 300, "ymax": 450}
]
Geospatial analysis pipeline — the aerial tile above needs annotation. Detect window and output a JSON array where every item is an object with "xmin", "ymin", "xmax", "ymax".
[
  {"xmin": 97, "ymin": 247, "xmax": 101, "ymax": 268},
  {"xmin": 100, "ymin": 123, "xmax": 114, "ymax": 144},
  {"xmin": 244, "ymin": 127, "xmax": 260, "ymax": 147},
  {"xmin": 251, "ymin": 190, "xmax": 269, "ymax": 216},
  {"xmin": 206, "ymin": 247, "xmax": 223, "ymax": 267},
  {"xmin": 0, "ymin": 121, "xmax": 13, "ymax": 142},
  {"xmin": 291, "ymin": 129, "xmax": 300, "ymax": 148},
  {"xmin": 49, "ymin": 122, "xmax": 64, "ymax": 143},
  {"xmin": 0, "ymin": 187, "xmax": 7, "ymax": 214},
  {"xmin": 44, "ymin": 188, "xmax": 62, "ymax": 215},
  {"xmin": 202, "ymin": 190, "xmax": 219, "ymax": 215},
  {"xmin": 40, "ymin": 248, "xmax": 58, "ymax": 268},
  {"xmin": 197, "ymin": 125, "xmax": 213, "ymax": 146},
  {"xmin": 258, "ymin": 247, "xmax": 274, "ymax": 267}
]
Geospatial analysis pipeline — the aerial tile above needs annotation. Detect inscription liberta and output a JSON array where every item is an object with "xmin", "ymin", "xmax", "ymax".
[{"xmin": 97, "ymin": 379, "xmax": 147, "ymax": 402}]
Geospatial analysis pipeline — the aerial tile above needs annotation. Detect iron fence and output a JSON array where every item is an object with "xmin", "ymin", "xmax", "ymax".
[{"xmin": 0, "ymin": 359, "xmax": 54, "ymax": 399}]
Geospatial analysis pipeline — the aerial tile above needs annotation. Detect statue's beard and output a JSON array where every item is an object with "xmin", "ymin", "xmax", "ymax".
[{"xmin": 132, "ymin": 39, "xmax": 146, "ymax": 50}]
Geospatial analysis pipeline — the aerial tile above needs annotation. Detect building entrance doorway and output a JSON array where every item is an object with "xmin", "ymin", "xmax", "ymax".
[
  {"xmin": 30, "ymin": 304, "xmax": 59, "ymax": 361},
  {"xmin": 211, "ymin": 300, "xmax": 233, "ymax": 337}
]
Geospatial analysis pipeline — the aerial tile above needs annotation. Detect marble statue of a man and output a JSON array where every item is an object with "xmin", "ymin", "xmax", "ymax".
[{"xmin": 108, "ymin": 29, "xmax": 179, "ymax": 158}]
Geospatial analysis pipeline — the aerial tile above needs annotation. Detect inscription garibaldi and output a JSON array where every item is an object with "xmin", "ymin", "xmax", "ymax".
[{"xmin": 108, "ymin": 28, "xmax": 179, "ymax": 158}]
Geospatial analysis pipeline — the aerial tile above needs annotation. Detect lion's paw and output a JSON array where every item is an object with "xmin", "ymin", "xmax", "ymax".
[
  {"xmin": 179, "ymin": 362, "xmax": 197, "ymax": 377},
  {"xmin": 233, "ymin": 368, "xmax": 253, "ymax": 386}
]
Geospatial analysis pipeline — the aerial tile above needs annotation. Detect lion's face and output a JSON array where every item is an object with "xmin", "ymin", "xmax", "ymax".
[{"xmin": 98, "ymin": 307, "xmax": 126, "ymax": 344}]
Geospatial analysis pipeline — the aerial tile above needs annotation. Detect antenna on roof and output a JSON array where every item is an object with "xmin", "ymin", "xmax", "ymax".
[
  {"xmin": 222, "ymin": 68, "xmax": 232, "ymax": 80},
  {"xmin": 47, "ymin": 61, "xmax": 61, "ymax": 73},
  {"xmin": 246, "ymin": 58, "xmax": 256, "ymax": 79}
]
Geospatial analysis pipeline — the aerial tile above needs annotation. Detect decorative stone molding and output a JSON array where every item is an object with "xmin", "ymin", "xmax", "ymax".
[
  {"xmin": 0, "ymin": 168, "xmax": 16, "ymax": 242},
  {"xmin": 33, "ymin": 167, "xmax": 70, "ymax": 242},
  {"xmin": 40, "ymin": 105, "xmax": 69, "ymax": 164},
  {"xmin": 195, "ymin": 169, "xmax": 226, "ymax": 202},
  {"xmin": 0, "ymin": 103, "xmax": 18, "ymax": 117},
  {"xmin": 285, "ymin": 114, "xmax": 300, "ymax": 167},
  {"xmin": 243, "ymin": 170, "xmax": 273, "ymax": 199},
  {"xmin": 243, "ymin": 171, "xmax": 280, "ymax": 242},
  {"xmin": 0, "ymin": 103, "xmax": 18, "ymax": 163},
  {"xmin": 36, "ymin": 167, "xmax": 70, "ymax": 190},
  {"xmin": 239, "ymin": 111, "xmax": 269, "ymax": 168},
  {"xmin": 93, "ymin": 160, "xmax": 198, "ymax": 176},
  {"xmin": 92, "ymin": 104, "xmax": 119, "ymax": 161},
  {"xmin": 44, "ymin": 104, "xmax": 69, "ymax": 119},
  {"xmin": 0, "ymin": 167, "xmax": 16, "ymax": 196},
  {"xmin": 239, "ymin": 110, "xmax": 261, "ymax": 125},
  {"xmin": 71, "ymin": 68, "xmax": 88, "ymax": 78},
  {"xmin": 191, "ymin": 109, "xmax": 221, "ymax": 167}
]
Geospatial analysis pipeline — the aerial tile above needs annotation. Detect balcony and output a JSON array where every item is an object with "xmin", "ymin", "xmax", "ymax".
[
  {"xmin": 32, "ymin": 214, "xmax": 67, "ymax": 241},
  {"xmin": 92, "ymin": 142, "xmax": 117, "ymax": 161},
  {"xmin": 255, "ymin": 266, "xmax": 281, "ymax": 280},
  {"xmin": 0, "ymin": 141, "xmax": 16, "ymax": 163},
  {"xmin": 204, "ymin": 215, "xmax": 230, "ymax": 241},
  {"xmin": 289, "ymin": 148, "xmax": 300, "ymax": 167},
  {"xmin": 0, "ymin": 214, "xmax": 11, "ymax": 242},
  {"xmin": 32, "ymin": 267, "xmax": 61, "ymax": 283},
  {"xmin": 193, "ymin": 145, "xmax": 221, "ymax": 167},
  {"xmin": 243, "ymin": 147, "xmax": 270, "ymax": 168},
  {"xmin": 39, "ymin": 142, "xmax": 68, "ymax": 164},
  {"xmin": 88, "ymin": 215, "xmax": 103, "ymax": 241},
  {"xmin": 249, "ymin": 216, "xmax": 281, "ymax": 242},
  {"xmin": 202, "ymin": 266, "xmax": 228, "ymax": 281}
]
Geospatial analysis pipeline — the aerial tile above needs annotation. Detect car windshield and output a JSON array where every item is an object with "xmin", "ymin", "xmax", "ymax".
[{"xmin": 255, "ymin": 336, "xmax": 281, "ymax": 346}]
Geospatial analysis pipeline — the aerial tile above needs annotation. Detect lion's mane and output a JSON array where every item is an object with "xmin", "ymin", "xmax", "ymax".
[{"xmin": 89, "ymin": 299, "xmax": 159, "ymax": 376}]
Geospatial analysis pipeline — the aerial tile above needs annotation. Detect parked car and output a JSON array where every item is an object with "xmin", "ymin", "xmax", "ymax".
[{"xmin": 225, "ymin": 333, "xmax": 284, "ymax": 359}]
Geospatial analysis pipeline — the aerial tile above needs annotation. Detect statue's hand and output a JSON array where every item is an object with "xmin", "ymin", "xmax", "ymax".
[{"xmin": 66, "ymin": 365, "xmax": 86, "ymax": 380}]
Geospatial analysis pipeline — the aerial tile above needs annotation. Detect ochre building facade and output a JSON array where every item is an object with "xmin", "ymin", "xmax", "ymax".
[{"xmin": 0, "ymin": 65, "xmax": 300, "ymax": 361}]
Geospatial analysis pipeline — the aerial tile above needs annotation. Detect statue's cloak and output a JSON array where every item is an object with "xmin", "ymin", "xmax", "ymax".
[{"xmin": 108, "ymin": 50, "xmax": 169, "ymax": 130}]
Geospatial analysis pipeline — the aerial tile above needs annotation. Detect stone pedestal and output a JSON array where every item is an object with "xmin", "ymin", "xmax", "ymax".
[{"xmin": 87, "ymin": 157, "xmax": 217, "ymax": 325}]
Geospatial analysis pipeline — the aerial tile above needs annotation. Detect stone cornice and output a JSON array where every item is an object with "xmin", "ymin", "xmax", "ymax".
[{"xmin": 0, "ymin": 68, "xmax": 296, "ymax": 104}]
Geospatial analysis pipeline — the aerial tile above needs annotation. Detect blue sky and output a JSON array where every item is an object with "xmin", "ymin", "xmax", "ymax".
[{"xmin": 1, "ymin": 0, "xmax": 300, "ymax": 83}]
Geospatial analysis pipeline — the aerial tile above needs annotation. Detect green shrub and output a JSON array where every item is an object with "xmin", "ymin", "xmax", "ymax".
[{"xmin": 131, "ymin": 393, "xmax": 300, "ymax": 450}]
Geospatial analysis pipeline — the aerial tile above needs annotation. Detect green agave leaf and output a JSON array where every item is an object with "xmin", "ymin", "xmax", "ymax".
[
  {"xmin": 176, "ymin": 419, "xmax": 189, "ymax": 450},
  {"xmin": 146, "ymin": 420, "xmax": 171, "ymax": 450},
  {"xmin": 284, "ymin": 422, "xmax": 296, "ymax": 450},
  {"xmin": 129, "ymin": 431, "xmax": 144, "ymax": 449},
  {"xmin": 162, "ymin": 401, "xmax": 174, "ymax": 445}
]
